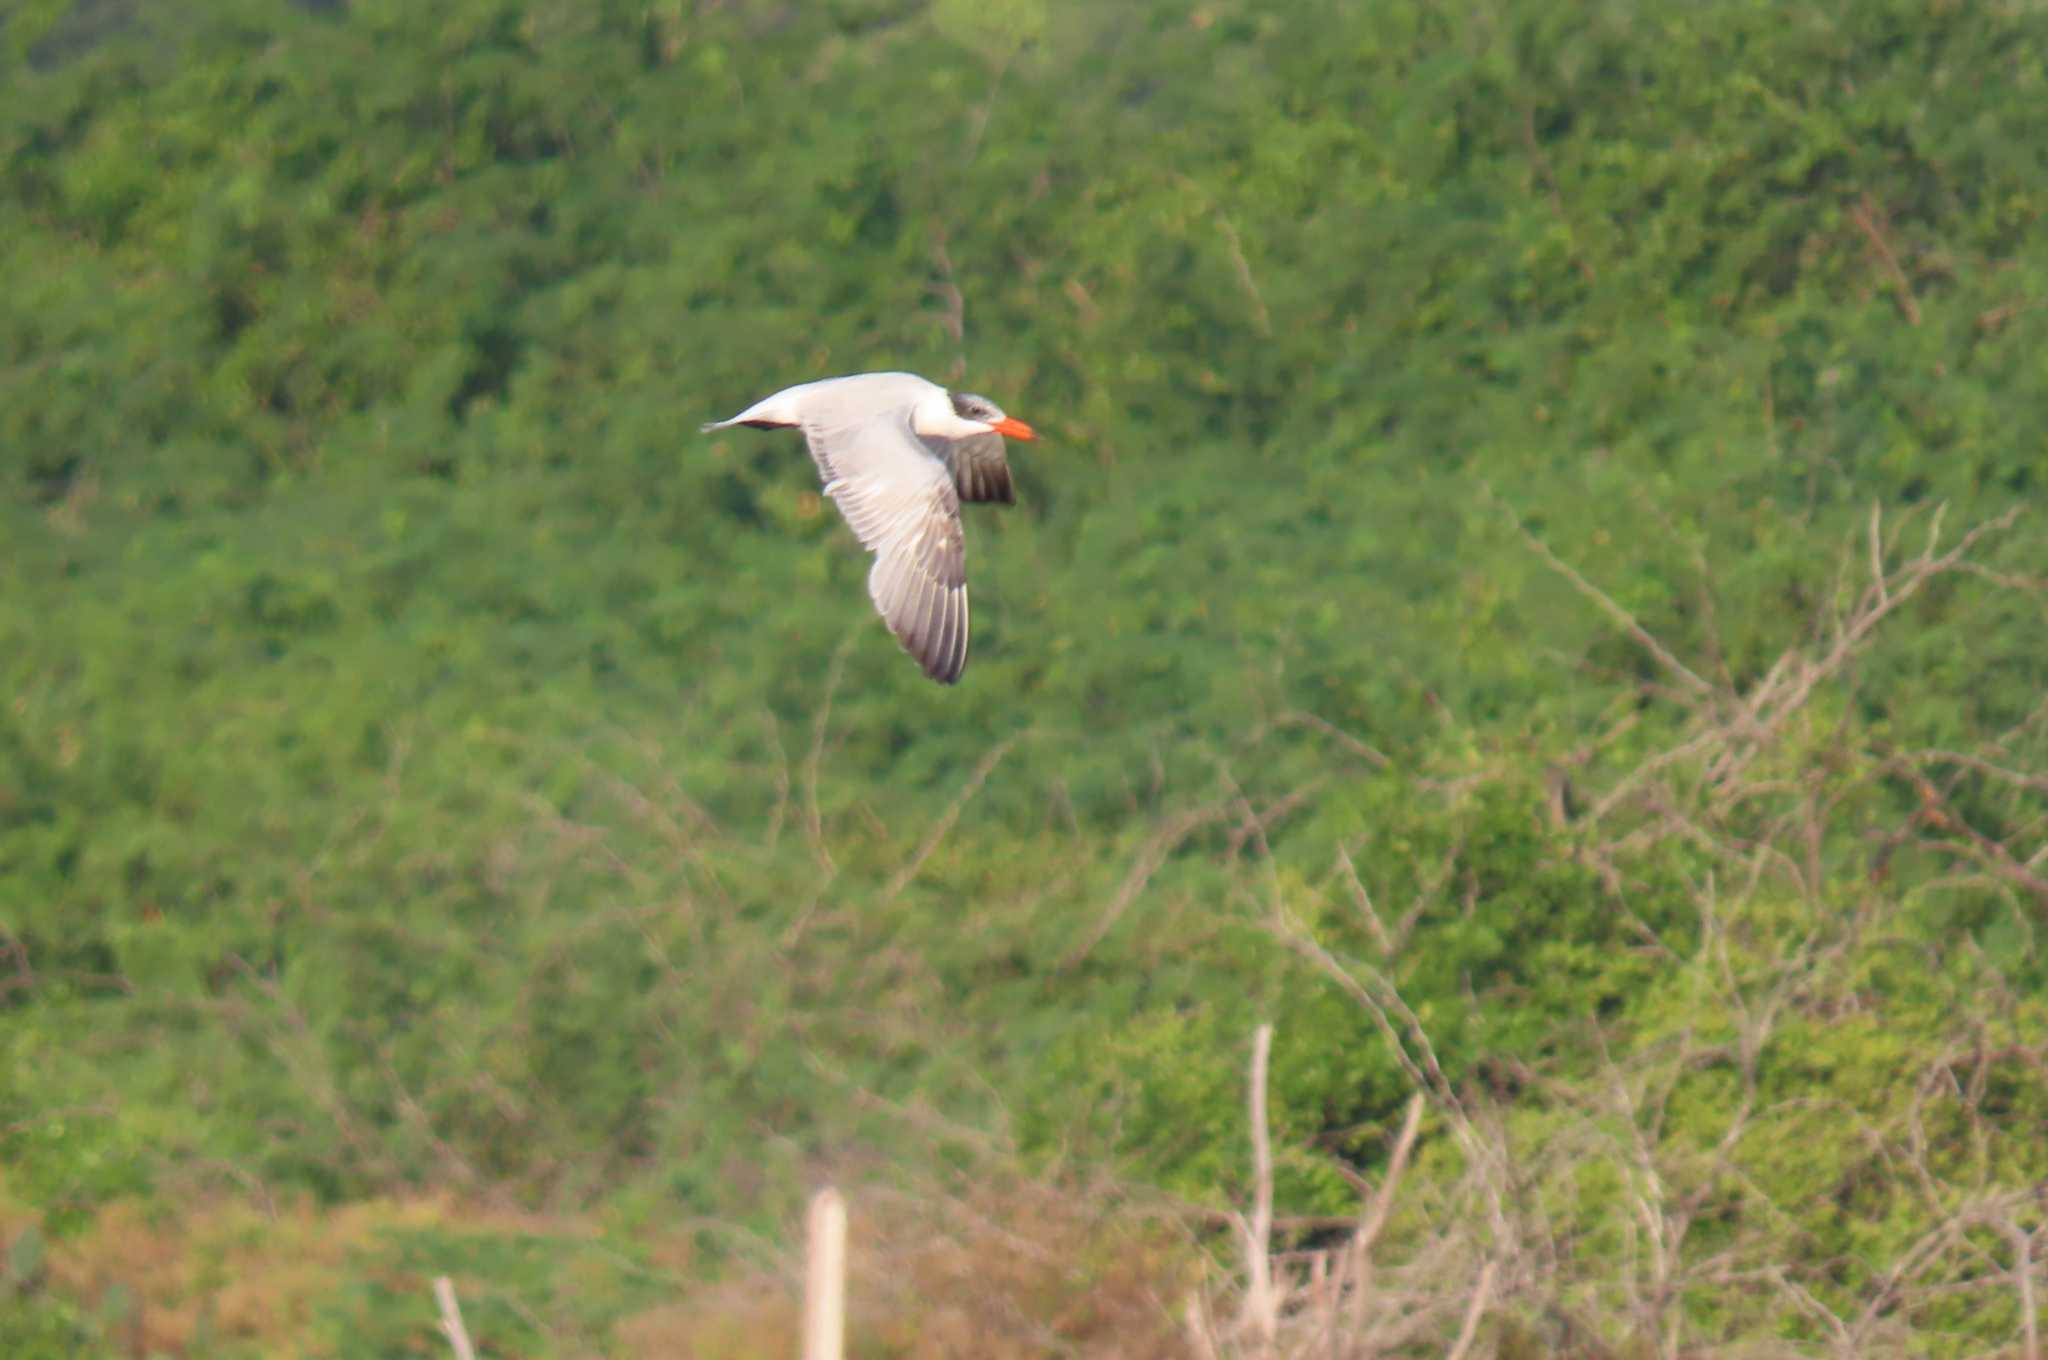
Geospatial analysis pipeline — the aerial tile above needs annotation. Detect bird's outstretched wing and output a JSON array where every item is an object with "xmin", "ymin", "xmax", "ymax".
[
  {"xmin": 929, "ymin": 431, "xmax": 1015, "ymax": 505},
  {"xmin": 805, "ymin": 417, "xmax": 971, "ymax": 684}
]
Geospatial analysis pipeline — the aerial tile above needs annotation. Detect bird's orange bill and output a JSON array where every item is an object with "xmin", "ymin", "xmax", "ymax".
[{"xmin": 990, "ymin": 416, "xmax": 1037, "ymax": 441}]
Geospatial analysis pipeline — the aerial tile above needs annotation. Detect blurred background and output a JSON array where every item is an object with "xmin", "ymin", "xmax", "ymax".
[{"xmin": 2, "ymin": 0, "xmax": 2045, "ymax": 1354}]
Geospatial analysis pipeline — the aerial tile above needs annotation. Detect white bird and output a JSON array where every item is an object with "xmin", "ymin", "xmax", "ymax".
[{"xmin": 702, "ymin": 371, "xmax": 1037, "ymax": 685}]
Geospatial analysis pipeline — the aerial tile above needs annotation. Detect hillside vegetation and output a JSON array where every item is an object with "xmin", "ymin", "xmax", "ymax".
[{"xmin": 3, "ymin": 0, "xmax": 2046, "ymax": 1355}]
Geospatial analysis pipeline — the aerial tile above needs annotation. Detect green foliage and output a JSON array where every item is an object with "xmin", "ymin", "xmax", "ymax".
[{"xmin": 2, "ymin": 0, "xmax": 2045, "ymax": 1352}]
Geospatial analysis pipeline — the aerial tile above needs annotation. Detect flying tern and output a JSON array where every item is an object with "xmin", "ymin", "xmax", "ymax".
[{"xmin": 703, "ymin": 371, "xmax": 1036, "ymax": 684}]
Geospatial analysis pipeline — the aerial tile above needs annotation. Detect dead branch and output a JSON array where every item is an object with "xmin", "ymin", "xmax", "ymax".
[
  {"xmin": 759, "ymin": 706, "xmax": 791, "ymax": 855},
  {"xmin": 1271, "ymin": 710, "xmax": 1391, "ymax": 768},
  {"xmin": 1347, "ymin": 1092, "xmax": 1426, "ymax": 1340},
  {"xmin": 1213, "ymin": 209, "xmax": 1273, "ymax": 337},
  {"xmin": 2007, "ymin": 1218, "xmax": 2042, "ymax": 1360},
  {"xmin": 881, "ymin": 731, "xmax": 1026, "ymax": 903},
  {"xmin": 1332, "ymin": 842, "xmax": 1397, "ymax": 958},
  {"xmin": 433, "ymin": 1276, "xmax": 479, "ymax": 1360},
  {"xmin": 1850, "ymin": 192, "xmax": 1922, "ymax": 325},
  {"xmin": 1484, "ymin": 482, "xmax": 1719, "ymax": 702},
  {"xmin": 1443, "ymin": 1259, "xmax": 1496, "ymax": 1360},
  {"xmin": 803, "ymin": 636, "xmax": 855, "ymax": 877},
  {"xmin": 1064, "ymin": 801, "xmax": 1232, "ymax": 968},
  {"xmin": 1236, "ymin": 1023, "xmax": 1280, "ymax": 1353},
  {"xmin": 1884, "ymin": 760, "xmax": 2048, "ymax": 911}
]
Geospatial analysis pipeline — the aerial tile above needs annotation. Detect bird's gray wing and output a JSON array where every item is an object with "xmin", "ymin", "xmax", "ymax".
[
  {"xmin": 804, "ymin": 416, "xmax": 971, "ymax": 684},
  {"xmin": 925, "ymin": 431, "xmax": 1015, "ymax": 505}
]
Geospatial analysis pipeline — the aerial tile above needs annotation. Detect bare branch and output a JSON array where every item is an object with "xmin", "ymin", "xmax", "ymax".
[
  {"xmin": 881, "ymin": 731, "xmax": 1026, "ymax": 903},
  {"xmin": 1064, "ymin": 801, "xmax": 1231, "ymax": 968},
  {"xmin": 2008, "ymin": 1219, "xmax": 2042, "ymax": 1360},
  {"xmin": 1333, "ymin": 842, "xmax": 1395, "ymax": 958},
  {"xmin": 1443, "ymin": 1259, "xmax": 1496, "ymax": 1360},
  {"xmin": 1485, "ymin": 484, "xmax": 1720, "ymax": 703},
  {"xmin": 1850, "ymin": 192, "xmax": 1922, "ymax": 326},
  {"xmin": 802, "ymin": 636, "xmax": 856, "ymax": 877},
  {"xmin": 1238, "ymin": 1023, "xmax": 1280, "ymax": 1354},
  {"xmin": 1271, "ymin": 710, "xmax": 1391, "ymax": 768},
  {"xmin": 433, "ymin": 1276, "xmax": 479, "ymax": 1360}
]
